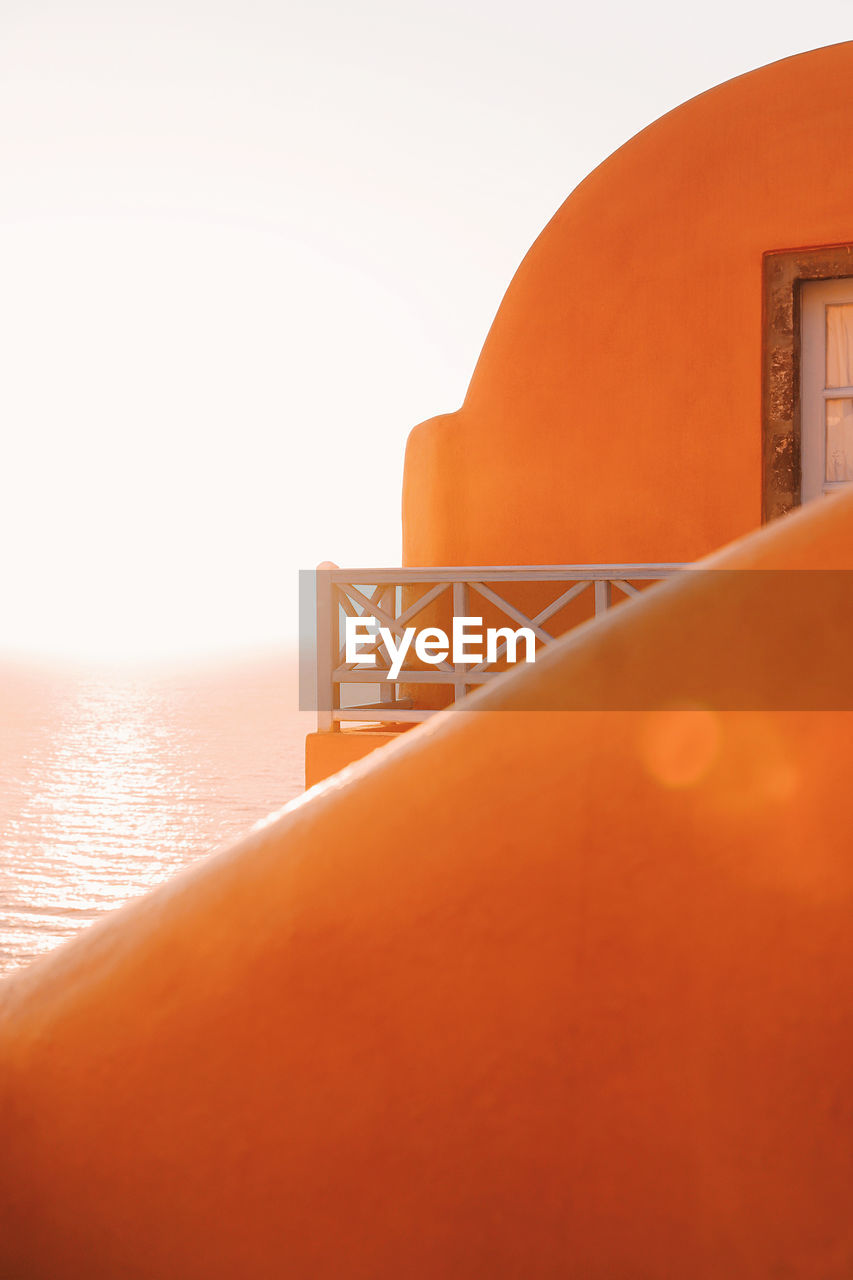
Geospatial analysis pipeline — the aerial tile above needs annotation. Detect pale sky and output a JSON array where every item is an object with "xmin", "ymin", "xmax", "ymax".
[{"xmin": 1, "ymin": 0, "xmax": 851, "ymax": 658}]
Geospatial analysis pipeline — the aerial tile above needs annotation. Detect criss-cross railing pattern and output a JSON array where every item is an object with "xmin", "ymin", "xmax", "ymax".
[{"xmin": 315, "ymin": 565, "xmax": 685, "ymax": 730}]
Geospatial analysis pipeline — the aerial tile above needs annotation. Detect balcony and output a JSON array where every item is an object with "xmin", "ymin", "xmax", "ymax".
[{"xmin": 314, "ymin": 564, "xmax": 685, "ymax": 733}]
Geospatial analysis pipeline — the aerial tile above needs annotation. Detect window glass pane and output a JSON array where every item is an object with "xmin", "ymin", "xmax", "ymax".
[
  {"xmin": 825, "ymin": 304, "xmax": 853, "ymax": 387},
  {"xmin": 825, "ymin": 398, "xmax": 853, "ymax": 481}
]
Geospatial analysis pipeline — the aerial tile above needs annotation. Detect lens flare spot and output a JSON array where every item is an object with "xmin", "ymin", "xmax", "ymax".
[
  {"xmin": 709, "ymin": 713, "xmax": 800, "ymax": 812},
  {"xmin": 640, "ymin": 705, "xmax": 721, "ymax": 788}
]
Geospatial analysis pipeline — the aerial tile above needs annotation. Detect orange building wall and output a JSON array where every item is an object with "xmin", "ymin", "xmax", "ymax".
[
  {"xmin": 403, "ymin": 42, "xmax": 853, "ymax": 567},
  {"xmin": 4, "ymin": 490, "xmax": 853, "ymax": 1278},
  {"xmin": 306, "ymin": 726, "xmax": 405, "ymax": 787}
]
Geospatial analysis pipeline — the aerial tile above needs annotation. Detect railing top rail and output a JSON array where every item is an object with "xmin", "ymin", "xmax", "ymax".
[{"xmin": 320, "ymin": 564, "xmax": 687, "ymax": 584}]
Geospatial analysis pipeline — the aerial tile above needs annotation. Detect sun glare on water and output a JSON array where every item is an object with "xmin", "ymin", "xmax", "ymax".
[{"xmin": 0, "ymin": 659, "xmax": 310, "ymax": 973}]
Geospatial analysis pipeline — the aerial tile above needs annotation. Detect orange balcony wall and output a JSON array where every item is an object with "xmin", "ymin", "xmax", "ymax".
[{"xmin": 306, "ymin": 725, "xmax": 405, "ymax": 788}]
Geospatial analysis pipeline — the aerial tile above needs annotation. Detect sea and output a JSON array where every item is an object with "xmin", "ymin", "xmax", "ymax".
[{"xmin": 0, "ymin": 652, "xmax": 313, "ymax": 977}]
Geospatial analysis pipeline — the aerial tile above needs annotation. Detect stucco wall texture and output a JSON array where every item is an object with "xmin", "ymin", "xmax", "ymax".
[
  {"xmin": 4, "ymin": 481, "xmax": 853, "ymax": 1279},
  {"xmin": 403, "ymin": 42, "xmax": 853, "ymax": 567}
]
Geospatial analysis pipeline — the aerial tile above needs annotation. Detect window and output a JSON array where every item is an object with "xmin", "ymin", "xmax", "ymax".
[
  {"xmin": 801, "ymin": 278, "xmax": 853, "ymax": 502},
  {"xmin": 763, "ymin": 246, "xmax": 853, "ymax": 521}
]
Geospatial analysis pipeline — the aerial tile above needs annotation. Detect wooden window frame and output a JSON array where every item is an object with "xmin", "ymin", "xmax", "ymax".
[
  {"xmin": 800, "ymin": 278, "xmax": 853, "ymax": 503},
  {"xmin": 763, "ymin": 244, "xmax": 853, "ymax": 521}
]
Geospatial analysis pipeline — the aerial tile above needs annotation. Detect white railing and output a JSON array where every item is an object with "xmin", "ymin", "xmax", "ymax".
[{"xmin": 315, "ymin": 565, "xmax": 685, "ymax": 731}]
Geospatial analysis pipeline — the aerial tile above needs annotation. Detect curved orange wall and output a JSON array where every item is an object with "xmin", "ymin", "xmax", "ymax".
[
  {"xmin": 404, "ymin": 42, "xmax": 853, "ymax": 566},
  {"xmin": 4, "ymin": 490, "xmax": 853, "ymax": 1277}
]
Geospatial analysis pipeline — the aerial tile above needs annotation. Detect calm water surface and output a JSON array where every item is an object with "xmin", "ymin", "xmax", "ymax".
[{"xmin": 0, "ymin": 655, "xmax": 312, "ymax": 976}]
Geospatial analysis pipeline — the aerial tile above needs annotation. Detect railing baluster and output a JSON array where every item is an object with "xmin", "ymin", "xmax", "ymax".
[
  {"xmin": 316, "ymin": 570, "xmax": 336, "ymax": 733},
  {"xmin": 452, "ymin": 579, "xmax": 468, "ymax": 704},
  {"xmin": 594, "ymin": 580, "xmax": 613, "ymax": 615},
  {"xmin": 378, "ymin": 584, "xmax": 395, "ymax": 707}
]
